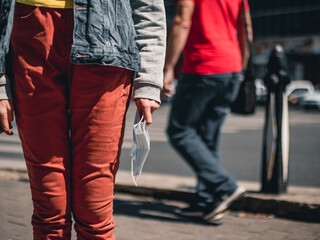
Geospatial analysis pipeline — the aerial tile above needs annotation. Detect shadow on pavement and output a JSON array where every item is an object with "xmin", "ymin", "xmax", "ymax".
[{"xmin": 113, "ymin": 198, "xmax": 221, "ymax": 226}]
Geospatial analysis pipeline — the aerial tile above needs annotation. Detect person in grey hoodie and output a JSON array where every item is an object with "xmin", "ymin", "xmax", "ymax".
[{"xmin": 0, "ymin": 0, "xmax": 166, "ymax": 239}]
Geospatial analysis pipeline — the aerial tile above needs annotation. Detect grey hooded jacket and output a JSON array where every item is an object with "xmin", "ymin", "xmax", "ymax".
[{"xmin": 0, "ymin": 0, "xmax": 166, "ymax": 102}]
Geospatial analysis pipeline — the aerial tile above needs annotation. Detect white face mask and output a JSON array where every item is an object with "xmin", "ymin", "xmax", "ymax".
[{"xmin": 130, "ymin": 111, "xmax": 150, "ymax": 186}]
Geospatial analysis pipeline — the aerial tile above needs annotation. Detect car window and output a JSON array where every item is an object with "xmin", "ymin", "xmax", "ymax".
[{"xmin": 290, "ymin": 89, "xmax": 309, "ymax": 95}]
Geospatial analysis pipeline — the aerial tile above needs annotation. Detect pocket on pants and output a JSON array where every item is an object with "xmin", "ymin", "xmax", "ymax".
[
  {"xmin": 227, "ymin": 72, "xmax": 242, "ymax": 104},
  {"xmin": 14, "ymin": 3, "xmax": 40, "ymax": 21}
]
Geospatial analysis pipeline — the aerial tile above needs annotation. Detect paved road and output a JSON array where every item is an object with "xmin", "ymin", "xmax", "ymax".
[
  {"xmin": 120, "ymin": 103, "xmax": 320, "ymax": 187},
  {"xmin": 0, "ymin": 102, "xmax": 319, "ymax": 187},
  {"xmin": 0, "ymin": 179, "xmax": 319, "ymax": 240}
]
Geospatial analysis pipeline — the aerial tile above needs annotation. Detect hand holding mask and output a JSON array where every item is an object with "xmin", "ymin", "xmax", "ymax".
[{"xmin": 130, "ymin": 111, "xmax": 150, "ymax": 186}]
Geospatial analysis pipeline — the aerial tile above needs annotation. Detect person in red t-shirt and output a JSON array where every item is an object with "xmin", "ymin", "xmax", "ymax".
[{"xmin": 162, "ymin": 0, "xmax": 253, "ymax": 222}]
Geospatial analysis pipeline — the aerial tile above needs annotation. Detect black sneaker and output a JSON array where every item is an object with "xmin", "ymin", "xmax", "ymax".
[
  {"xmin": 177, "ymin": 204, "xmax": 225, "ymax": 222},
  {"xmin": 178, "ymin": 204, "xmax": 206, "ymax": 218},
  {"xmin": 203, "ymin": 186, "xmax": 246, "ymax": 221}
]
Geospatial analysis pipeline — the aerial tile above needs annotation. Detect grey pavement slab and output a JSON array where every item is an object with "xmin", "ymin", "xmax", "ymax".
[
  {"xmin": 0, "ymin": 179, "xmax": 320, "ymax": 240},
  {"xmin": 115, "ymin": 171, "xmax": 320, "ymax": 206},
  {"xmin": 114, "ymin": 171, "xmax": 320, "ymax": 223}
]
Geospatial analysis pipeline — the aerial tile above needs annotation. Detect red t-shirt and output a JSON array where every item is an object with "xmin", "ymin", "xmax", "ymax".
[{"xmin": 181, "ymin": 0, "xmax": 249, "ymax": 74}]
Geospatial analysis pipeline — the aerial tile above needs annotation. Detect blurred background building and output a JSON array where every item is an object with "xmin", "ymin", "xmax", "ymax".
[{"xmin": 250, "ymin": 0, "xmax": 320, "ymax": 87}]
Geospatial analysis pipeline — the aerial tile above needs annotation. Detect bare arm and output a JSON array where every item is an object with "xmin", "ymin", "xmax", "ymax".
[
  {"xmin": 161, "ymin": 0, "xmax": 195, "ymax": 98},
  {"xmin": 238, "ymin": 9, "xmax": 253, "ymax": 70}
]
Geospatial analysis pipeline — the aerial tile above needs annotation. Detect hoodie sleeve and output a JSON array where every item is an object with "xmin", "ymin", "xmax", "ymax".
[
  {"xmin": 0, "ymin": 0, "xmax": 15, "ymax": 100},
  {"xmin": 130, "ymin": 0, "xmax": 167, "ymax": 103}
]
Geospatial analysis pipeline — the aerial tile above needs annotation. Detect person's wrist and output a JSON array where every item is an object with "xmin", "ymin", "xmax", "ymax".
[{"xmin": 164, "ymin": 65, "xmax": 174, "ymax": 72}]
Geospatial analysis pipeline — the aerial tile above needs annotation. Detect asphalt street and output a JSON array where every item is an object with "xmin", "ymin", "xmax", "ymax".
[
  {"xmin": 0, "ymin": 102, "xmax": 319, "ymax": 240},
  {"xmin": 0, "ymin": 102, "xmax": 319, "ymax": 187},
  {"xmin": 119, "ymin": 103, "xmax": 320, "ymax": 187}
]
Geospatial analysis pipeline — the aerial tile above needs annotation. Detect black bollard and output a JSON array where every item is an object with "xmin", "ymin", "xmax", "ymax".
[{"xmin": 261, "ymin": 44, "xmax": 291, "ymax": 194}]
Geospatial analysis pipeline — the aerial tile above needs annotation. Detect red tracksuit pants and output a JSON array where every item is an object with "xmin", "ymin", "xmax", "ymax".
[{"xmin": 11, "ymin": 4, "xmax": 133, "ymax": 239}]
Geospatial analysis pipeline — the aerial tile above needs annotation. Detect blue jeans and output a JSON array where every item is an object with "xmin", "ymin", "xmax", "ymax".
[{"xmin": 167, "ymin": 72, "xmax": 241, "ymax": 207}]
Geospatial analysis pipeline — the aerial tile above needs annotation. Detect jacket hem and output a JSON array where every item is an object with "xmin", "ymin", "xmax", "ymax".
[{"xmin": 70, "ymin": 46, "xmax": 141, "ymax": 72}]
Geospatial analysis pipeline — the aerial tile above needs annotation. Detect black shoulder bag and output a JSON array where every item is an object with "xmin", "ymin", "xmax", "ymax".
[{"xmin": 231, "ymin": 0, "xmax": 256, "ymax": 115}]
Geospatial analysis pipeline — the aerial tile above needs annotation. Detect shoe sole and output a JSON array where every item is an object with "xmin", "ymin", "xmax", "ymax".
[
  {"xmin": 207, "ymin": 212, "xmax": 225, "ymax": 223},
  {"xmin": 203, "ymin": 186, "xmax": 245, "ymax": 221},
  {"xmin": 178, "ymin": 209, "xmax": 225, "ymax": 223},
  {"xmin": 178, "ymin": 210, "xmax": 204, "ymax": 218}
]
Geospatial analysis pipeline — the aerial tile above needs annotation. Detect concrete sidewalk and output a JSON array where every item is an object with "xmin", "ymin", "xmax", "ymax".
[
  {"xmin": 1, "ymin": 169, "xmax": 319, "ymax": 223},
  {"xmin": 1, "ymin": 179, "xmax": 320, "ymax": 240},
  {"xmin": 115, "ymin": 171, "xmax": 320, "ymax": 223},
  {"xmin": 1, "ymin": 173, "xmax": 320, "ymax": 240}
]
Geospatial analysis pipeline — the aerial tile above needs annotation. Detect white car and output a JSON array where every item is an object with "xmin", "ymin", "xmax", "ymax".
[
  {"xmin": 299, "ymin": 90, "xmax": 320, "ymax": 110},
  {"xmin": 285, "ymin": 80, "xmax": 315, "ymax": 105},
  {"xmin": 255, "ymin": 79, "xmax": 267, "ymax": 104}
]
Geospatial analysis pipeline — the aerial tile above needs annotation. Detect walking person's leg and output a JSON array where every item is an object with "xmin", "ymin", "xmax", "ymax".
[
  {"xmin": 197, "ymin": 72, "xmax": 243, "ymax": 198},
  {"xmin": 196, "ymin": 102, "xmax": 237, "ymax": 204},
  {"xmin": 199, "ymin": 72, "xmax": 245, "ymax": 221},
  {"xmin": 11, "ymin": 4, "xmax": 74, "ymax": 239},
  {"xmin": 167, "ymin": 72, "xmax": 244, "ymax": 221},
  {"xmin": 167, "ymin": 74, "xmax": 235, "ymax": 203},
  {"xmin": 70, "ymin": 65, "xmax": 133, "ymax": 240}
]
